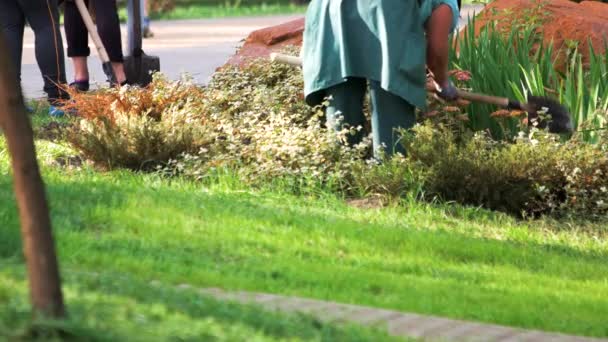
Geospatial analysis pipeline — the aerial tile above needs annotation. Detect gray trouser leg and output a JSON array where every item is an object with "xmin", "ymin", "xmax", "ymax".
[
  {"xmin": 324, "ymin": 77, "xmax": 368, "ymax": 146},
  {"xmin": 369, "ymin": 80, "xmax": 416, "ymax": 157},
  {"xmin": 0, "ymin": 0, "xmax": 26, "ymax": 82}
]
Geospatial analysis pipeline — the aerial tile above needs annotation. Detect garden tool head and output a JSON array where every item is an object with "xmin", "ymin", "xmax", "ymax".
[
  {"xmin": 522, "ymin": 96, "xmax": 573, "ymax": 134},
  {"xmin": 456, "ymin": 89, "xmax": 574, "ymax": 134}
]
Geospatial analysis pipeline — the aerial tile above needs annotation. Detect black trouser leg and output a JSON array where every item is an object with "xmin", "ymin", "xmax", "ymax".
[
  {"xmin": 64, "ymin": 0, "xmax": 91, "ymax": 58},
  {"xmin": 91, "ymin": 0, "xmax": 123, "ymax": 62},
  {"xmin": 21, "ymin": 0, "xmax": 68, "ymax": 103},
  {"xmin": 0, "ymin": 0, "xmax": 68, "ymax": 104},
  {"xmin": 0, "ymin": 1, "xmax": 26, "ymax": 82},
  {"xmin": 64, "ymin": 0, "xmax": 124, "ymax": 63}
]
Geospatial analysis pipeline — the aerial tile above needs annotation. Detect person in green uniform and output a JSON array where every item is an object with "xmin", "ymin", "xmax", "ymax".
[{"xmin": 302, "ymin": 0, "xmax": 460, "ymax": 157}]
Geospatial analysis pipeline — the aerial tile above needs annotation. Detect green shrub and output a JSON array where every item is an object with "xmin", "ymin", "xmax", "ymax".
[
  {"xmin": 64, "ymin": 50, "xmax": 608, "ymax": 221},
  {"xmin": 160, "ymin": 59, "xmax": 372, "ymax": 187},
  {"xmin": 402, "ymin": 123, "xmax": 608, "ymax": 219}
]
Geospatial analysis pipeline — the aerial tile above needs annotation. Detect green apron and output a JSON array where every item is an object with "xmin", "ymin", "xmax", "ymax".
[{"xmin": 302, "ymin": 0, "xmax": 460, "ymax": 110}]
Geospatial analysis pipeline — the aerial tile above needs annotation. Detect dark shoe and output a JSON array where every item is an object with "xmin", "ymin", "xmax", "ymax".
[
  {"xmin": 143, "ymin": 27, "xmax": 154, "ymax": 39},
  {"xmin": 70, "ymin": 80, "xmax": 90, "ymax": 92}
]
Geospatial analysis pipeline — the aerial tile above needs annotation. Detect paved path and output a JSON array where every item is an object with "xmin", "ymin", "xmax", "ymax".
[
  {"xmin": 20, "ymin": 15, "xmax": 301, "ymax": 99},
  {"xmin": 20, "ymin": 5, "xmax": 485, "ymax": 100},
  {"xmin": 160, "ymin": 283, "xmax": 606, "ymax": 342}
]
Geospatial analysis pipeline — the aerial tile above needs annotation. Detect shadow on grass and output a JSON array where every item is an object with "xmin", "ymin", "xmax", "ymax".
[{"xmin": 0, "ymin": 266, "xmax": 392, "ymax": 342}]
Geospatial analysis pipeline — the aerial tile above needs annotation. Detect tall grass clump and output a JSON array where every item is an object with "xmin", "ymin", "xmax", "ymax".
[
  {"xmin": 451, "ymin": 15, "xmax": 608, "ymax": 142},
  {"xmin": 402, "ymin": 122, "xmax": 608, "ymax": 219}
]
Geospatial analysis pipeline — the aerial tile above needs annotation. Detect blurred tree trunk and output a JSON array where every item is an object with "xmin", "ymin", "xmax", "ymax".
[{"xmin": 0, "ymin": 34, "xmax": 65, "ymax": 318}]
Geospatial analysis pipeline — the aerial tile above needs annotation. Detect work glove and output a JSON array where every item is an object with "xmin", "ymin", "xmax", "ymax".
[{"xmin": 437, "ymin": 80, "xmax": 459, "ymax": 102}]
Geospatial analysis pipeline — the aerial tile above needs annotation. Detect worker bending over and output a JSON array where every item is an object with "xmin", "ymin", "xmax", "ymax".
[{"xmin": 302, "ymin": 0, "xmax": 460, "ymax": 157}]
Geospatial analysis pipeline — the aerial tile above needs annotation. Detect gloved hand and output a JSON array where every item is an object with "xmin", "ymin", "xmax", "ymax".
[{"xmin": 437, "ymin": 80, "xmax": 459, "ymax": 101}]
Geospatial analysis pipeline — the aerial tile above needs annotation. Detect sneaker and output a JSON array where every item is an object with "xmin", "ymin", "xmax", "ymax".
[
  {"xmin": 69, "ymin": 80, "xmax": 90, "ymax": 92},
  {"xmin": 48, "ymin": 105, "xmax": 65, "ymax": 117}
]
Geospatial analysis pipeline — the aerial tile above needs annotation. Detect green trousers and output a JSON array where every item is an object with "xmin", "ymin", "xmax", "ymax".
[{"xmin": 325, "ymin": 77, "xmax": 416, "ymax": 157}]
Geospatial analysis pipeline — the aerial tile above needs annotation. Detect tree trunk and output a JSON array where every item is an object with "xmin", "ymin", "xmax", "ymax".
[{"xmin": 0, "ymin": 34, "xmax": 65, "ymax": 318}]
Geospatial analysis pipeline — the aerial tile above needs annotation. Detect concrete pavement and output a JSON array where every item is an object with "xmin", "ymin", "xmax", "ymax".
[
  {"xmin": 20, "ymin": 15, "xmax": 301, "ymax": 99},
  {"xmin": 20, "ymin": 5, "xmax": 485, "ymax": 100}
]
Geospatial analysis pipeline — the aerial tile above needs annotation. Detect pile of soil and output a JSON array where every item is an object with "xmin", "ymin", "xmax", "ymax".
[
  {"xmin": 467, "ymin": 0, "xmax": 608, "ymax": 69},
  {"xmin": 223, "ymin": 18, "xmax": 304, "ymax": 67},
  {"xmin": 222, "ymin": 0, "xmax": 607, "ymax": 70}
]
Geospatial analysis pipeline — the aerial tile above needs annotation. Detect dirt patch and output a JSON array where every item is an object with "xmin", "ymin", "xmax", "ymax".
[
  {"xmin": 35, "ymin": 121, "xmax": 71, "ymax": 142},
  {"xmin": 346, "ymin": 196, "xmax": 387, "ymax": 210},
  {"xmin": 466, "ymin": 0, "xmax": 608, "ymax": 69},
  {"xmin": 52, "ymin": 155, "xmax": 84, "ymax": 169}
]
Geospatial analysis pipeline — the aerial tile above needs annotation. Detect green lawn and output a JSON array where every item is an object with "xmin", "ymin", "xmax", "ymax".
[{"xmin": 1, "ymin": 113, "xmax": 607, "ymax": 340}]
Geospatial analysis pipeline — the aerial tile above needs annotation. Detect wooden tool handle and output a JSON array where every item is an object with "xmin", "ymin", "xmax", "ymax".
[
  {"xmin": 270, "ymin": 52, "xmax": 514, "ymax": 109},
  {"xmin": 75, "ymin": 0, "xmax": 111, "ymax": 64},
  {"xmin": 270, "ymin": 53, "xmax": 303, "ymax": 66},
  {"xmin": 456, "ymin": 89, "xmax": 509, "ymax": 107}
]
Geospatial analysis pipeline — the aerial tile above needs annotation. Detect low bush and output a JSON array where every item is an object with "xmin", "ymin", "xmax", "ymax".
[
  {"xmin": 159, "ymin": 60, "xmax": 372, "ymax": 187},
  {"xmin": 403, "ymin": 121, "xmax": 608, "ymax": 219},
  {"xmin": 63, "ymin": 54, "xmax": 608, "ymax": 220},
  {"xmin": 64, "ymin": 75, "xmax": 213, "ymax": 170}
]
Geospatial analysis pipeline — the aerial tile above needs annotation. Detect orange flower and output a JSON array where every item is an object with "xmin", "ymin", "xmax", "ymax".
[
  {"xmin": 509, "ymin": 110, "xmax": 526, "ymax": 117},
  {"xmin": 490, "ymin": 109, "xmax": 511, "ymax": 118},
  {"xmin": 448, "ymin": 70, "xmax": 472, "ymax": 82},
  {"xmin": 456, "ymin": 99, "xmax": 471, "ymax": 107},
  {"xmin": 443, "ymin": 106, "xmax": 461, "ymax": 113}
]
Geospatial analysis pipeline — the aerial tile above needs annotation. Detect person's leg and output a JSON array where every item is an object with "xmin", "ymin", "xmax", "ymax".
[
  {"xmin": 0, "ymin": 1, "xmax": 26, "ymax": 82},
  {"xmin": 19, "ymin": 0, "xmax": 69, "ymax": 107},
  {"xmin": 143, "ymin": 0, "xmax": 154, "ymax": 38},
  {"xmin": 91, "ymin": 0, "xmax": 126, "ymax": 84},
  {"xmin": 369, "ymin": 81, "xmax": 416, "ymax": 157},
  {"xmin": 324, "ymin": 77, "xmax": 368, "ymax": 146},
  {"xmin": 63, "ymin": 0, "xmax": 91, "ymax": 89},
  {"xmin": 0, "ymin": 1, "xmax": 31, "ymax": 112}
]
